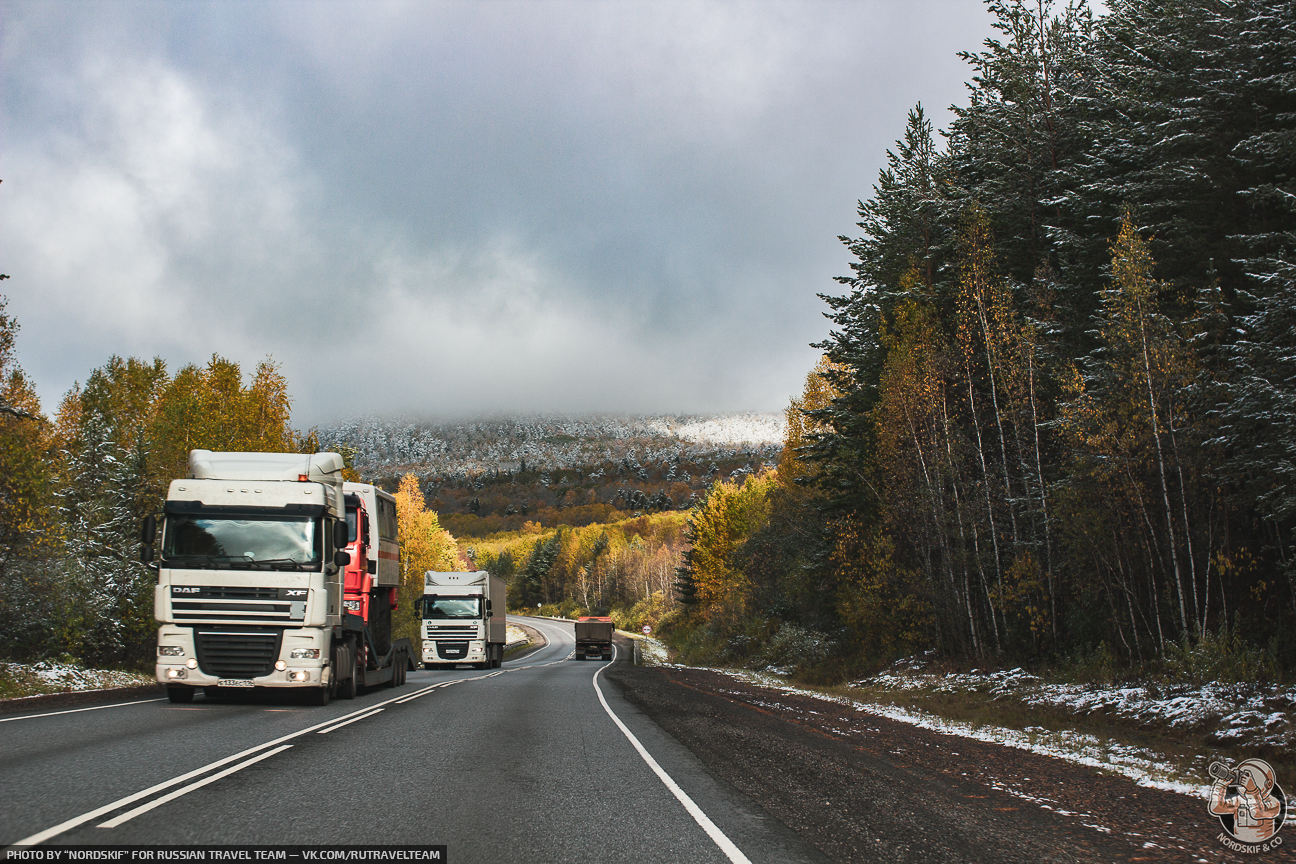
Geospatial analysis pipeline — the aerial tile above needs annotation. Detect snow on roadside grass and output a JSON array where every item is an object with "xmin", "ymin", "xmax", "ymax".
[
  {"xmin": 635, "ymin": 636, "xmax": 671, "ymax": 666},
  {"xmin": 861, "ymin": 662, "xmax": 1296, "ymax": 749},
  {"xmin": 0, "ymin": 661, "xmax": 154, "ymax": 699},
  {"xmin": 669, "ymin": 665, "xmax": 1212, "ymax": 799}
]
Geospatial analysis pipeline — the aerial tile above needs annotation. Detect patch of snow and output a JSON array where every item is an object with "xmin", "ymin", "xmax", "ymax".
[
  {"xmin": 2, "ymin": 661, "xmax": 153, "ymax": 696},
  {"xmin": 636, "ymin": 636, "xmax": 670, "ymax": 667},
  {"xmin": 854, "ymin": 661, "xmax": 1296, "ymax": 749},
  {"xmin": 699, "ymin": 667, "xmax": 1213, "ymax": 799}
]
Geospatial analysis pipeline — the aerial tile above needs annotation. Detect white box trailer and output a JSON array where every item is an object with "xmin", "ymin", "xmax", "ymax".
[
  {"xmin": 419, "ymin": 571, "xmax": 506, "ymax": 669},
  {"xmin": 147, "ymin": 450, "xmax": 412, "ymax": 705}
]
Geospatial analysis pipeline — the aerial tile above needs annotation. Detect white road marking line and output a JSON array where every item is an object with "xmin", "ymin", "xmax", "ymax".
[
  {"xmin": 394, "ymin": 683, "xmax": 449, "ymax": 703},
  {"xmin": 0, "ymin": 698, "xmax": 166, "ymax": 723},
  {"xmin": 97, "ymin": 745, "xmax": 293, "ymax": 828},
  {"xmin": 316, "ymin": 708, "xmax": 383, "ymax": 733},
  {"xmin": 593, "ymin": 647, "xmax": 752, "ymax": 864},
  {"xmin": 7, "ymin": 686, "xmax": 422, "ymax": 847}
]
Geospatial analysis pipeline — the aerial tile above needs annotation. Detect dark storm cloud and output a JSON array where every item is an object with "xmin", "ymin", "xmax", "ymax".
[{"xmin": 1, "ymin": 0, "xmax": 996, "ymax": 423}]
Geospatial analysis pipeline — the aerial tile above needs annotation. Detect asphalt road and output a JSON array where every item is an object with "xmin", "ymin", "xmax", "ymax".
[{"xmin": 0, "ymin": 617, "xmax": 824, "ymax": 863}]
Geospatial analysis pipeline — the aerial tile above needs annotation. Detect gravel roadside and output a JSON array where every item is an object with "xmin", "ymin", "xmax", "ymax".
[{"xmin": 602, "ymin": 638, "xmax": 1255, "ymax": 864}]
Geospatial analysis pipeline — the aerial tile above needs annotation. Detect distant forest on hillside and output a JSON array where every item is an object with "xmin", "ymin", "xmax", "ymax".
[{"xmin": 321, "ymin": 414, "xmax": 782, "ymax": 537}]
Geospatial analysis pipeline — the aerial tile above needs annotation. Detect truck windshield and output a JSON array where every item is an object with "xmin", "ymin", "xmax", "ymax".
[
  {"xmin": 422, "ymin": 597, "xmax": 481, "ymax": 619},
  {"xmin": 162, "ymin": 514, "xmax": 320, "ymax": 569}
]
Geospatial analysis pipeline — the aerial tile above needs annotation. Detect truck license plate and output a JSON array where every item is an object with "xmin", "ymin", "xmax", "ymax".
[{"xmin": 217, "ymin": 679, "xmax": 254, "ymax": 688}]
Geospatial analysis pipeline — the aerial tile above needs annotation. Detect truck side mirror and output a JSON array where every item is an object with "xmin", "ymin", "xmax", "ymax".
[
  {"xmin": 334, "ymin": 550, "xmax": 351, "ymax": 567},
  {"xmin": 140, "ymin": 514, "xmax": 157, "ymax": 544},
  {"xmin": 485, "ymin": 599, "xmax": 492, "ymax": 615},
  {"xmin": 141, "ymin": 544, "xmax": 154, "ymax": 563},
  {"xmin": 333, "ymin": 520, "xmax": 348, "ymax": 548},
  {"xmin": 414, "ymin": 601, "xmax": 422, "ymax": 620}
]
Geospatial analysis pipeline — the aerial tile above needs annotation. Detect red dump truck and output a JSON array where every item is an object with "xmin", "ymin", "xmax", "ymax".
[{"xmin": 574, "ymin": 616, "xmax": 614, "ymax": 661}]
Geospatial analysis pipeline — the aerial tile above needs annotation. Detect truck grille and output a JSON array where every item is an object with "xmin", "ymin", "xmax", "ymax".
[
  {"xmin": 429, "ymin": 625, "xmax": 478, "ymax": 636},
  {"xmin": 195, "ymin": 629, "xmax": 282, "ymax": 679},
  {"xmin": 173, "ymin": 600, "xmax": 295, "ymax": 622},
  {"xmin": 187, "ymin": 586, "xmax": 279, "ymax": 600},
  {"xmin": 171, "ymin": 586, "xmax": 304, "ymax": 624}
]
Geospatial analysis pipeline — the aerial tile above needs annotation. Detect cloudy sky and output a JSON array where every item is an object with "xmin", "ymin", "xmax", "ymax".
[{"xmin": 2, "ymin": 0, "xmax": 997, "ymax": 424}]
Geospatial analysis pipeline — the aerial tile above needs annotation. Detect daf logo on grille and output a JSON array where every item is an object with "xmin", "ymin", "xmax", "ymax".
[{"xmin": 172, "ymin": 587, "xmax": 201, "ymax": 594}]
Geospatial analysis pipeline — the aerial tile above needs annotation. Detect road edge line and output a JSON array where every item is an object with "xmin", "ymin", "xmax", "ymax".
[
  {"xmin": 592, "ymin": 647, "xmax": 753, "ymax": 864},
  {"xmin": 0, "ymin": 698, "xmax": 167, "ymax": 723}
]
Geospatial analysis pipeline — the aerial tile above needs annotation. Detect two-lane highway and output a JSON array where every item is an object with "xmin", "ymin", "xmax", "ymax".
[{"xmin": 1, "ymin": 617, "xmax": 826, "ymax": 863}]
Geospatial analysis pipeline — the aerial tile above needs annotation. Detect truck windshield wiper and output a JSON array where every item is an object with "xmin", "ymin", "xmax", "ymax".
[
  {"xmin": 161, "ymin": 554, "xmax": 260, "ymax": 570},
  {"xmin": 249, "ymin": 558, "xmax": 312, "ymax": 571},
  {"xmin": 160, "ymin": 554, "xmax": 223, "ymax": 569}
]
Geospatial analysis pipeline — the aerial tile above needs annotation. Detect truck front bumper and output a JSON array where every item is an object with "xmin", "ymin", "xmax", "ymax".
[
  {"xmin": 423, "ymin": 640, "xmax": 486, "ymax": 664},
  {"xmin": 155, "ymin": 625, "xmax": 331, "ymax": 689}
]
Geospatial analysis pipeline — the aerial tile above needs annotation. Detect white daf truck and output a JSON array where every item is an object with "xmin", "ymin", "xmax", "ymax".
[
  {"xmin": 145, "ymin": 450, "xmax": 412, "ymax": 704},
  {"xmin": 419, "ymin": 571, "xmax": 506, "ymax": 669}
]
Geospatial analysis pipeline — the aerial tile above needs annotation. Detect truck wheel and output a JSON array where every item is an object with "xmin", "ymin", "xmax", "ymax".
[
  {"xmin": 311, "ymin": 685, "xmax": 330, "ymax": 706},
  {"xmin": 167, "ymin": 685, "xmax": 194, "ymax": 703},
  {"xmin": 340, "ymin": 653, "xmax": 359, "ymax": 699}
]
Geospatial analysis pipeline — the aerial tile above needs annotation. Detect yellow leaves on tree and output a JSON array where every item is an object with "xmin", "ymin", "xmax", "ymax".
[
  {"xmin": 779, "ymin": 356, "xmax": 845, "ymax": 488},
  {"xmin": 149, "ymin": 355, "xmax": 297, "ymax": 483},
  {"xmin": 683, "ymin": 471, "xmax": 777, "ymax": 626},
  {"xmin": 1057, "ymin": 215, "xmax": 1199, "ymax": 638},
  {"xmin": 0, "ymin": 297, "xmax": 55, "ymax": 561},
  {"xmin": 831, "ymin": 516, "xmax": 933, "ymax": 659},
  {"xmin": 391, "ymin": 472, "xmax": 461, "ymax": 642},
  {"xmin": 874, "ymin": 299, "xmax": 948, "ymax": 504}
]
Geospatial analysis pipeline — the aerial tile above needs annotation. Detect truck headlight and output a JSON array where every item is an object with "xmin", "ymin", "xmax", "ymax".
[
  {"xmin": 166, "ymin": 668, "xmax": 187, "ymax": 679},
  {"xmin": 275, "ymin": 660, "xmax": 287, "ymax": 671},
  {"xmin": 158, "ymin": 646, "xmax": 184, "ymax": 657},
  {"xmin": 186, "ymin": 659, "xmax": 198, "ymax": 669},
  {"xmin": 287, "ymin": 671, "xmax": 311, "ymax": 681},
  {"xmin": 289, "ymin": 648, "xmax": 320, "ymax": 659}
]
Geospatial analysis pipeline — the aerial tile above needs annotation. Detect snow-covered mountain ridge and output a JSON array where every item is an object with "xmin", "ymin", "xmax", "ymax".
[{"xmin": 320, "ymin": 412, "xmax": 784, "ymax": 477}]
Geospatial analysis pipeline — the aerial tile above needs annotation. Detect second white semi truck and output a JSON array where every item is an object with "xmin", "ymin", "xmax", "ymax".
[{"xmin": 419, "ymin": 571, "xmax": 506, "ymax": 669}]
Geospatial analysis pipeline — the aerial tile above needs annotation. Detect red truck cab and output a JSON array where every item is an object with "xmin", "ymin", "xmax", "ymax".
[{"xmin": 344, "ymin": 494, "xmax": 397, "ymax": 655}]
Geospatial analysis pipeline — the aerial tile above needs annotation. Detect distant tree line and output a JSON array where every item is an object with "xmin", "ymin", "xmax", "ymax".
[{"xmin": 670, "ymin": 0, "xmax": 1296, "ymax": 677}]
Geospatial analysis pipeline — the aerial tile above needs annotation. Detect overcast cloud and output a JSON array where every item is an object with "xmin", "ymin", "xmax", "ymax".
[{"xmin": 1, "ymin": 0, "xmax": 996, "ymax": 424}]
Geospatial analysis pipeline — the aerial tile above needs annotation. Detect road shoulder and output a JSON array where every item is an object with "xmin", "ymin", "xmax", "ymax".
[
  {"xmin": 602, "ymin": 641, "xmax": 1244, "ymax": 863},
  {"xmin": 0, "ymin": 683, "xmax": 162, "ymax": 714}
]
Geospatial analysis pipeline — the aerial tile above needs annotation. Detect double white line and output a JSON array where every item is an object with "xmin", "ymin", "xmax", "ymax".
[
  {"xmin": 10, "ymin": 664, "xmax": 526, "ymax": 848},
  {"xmin": 7, "ymin": 684, "xmax": 439, "ymax": 847}
]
